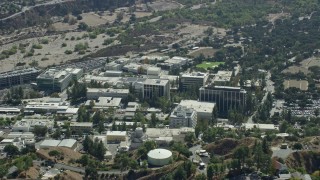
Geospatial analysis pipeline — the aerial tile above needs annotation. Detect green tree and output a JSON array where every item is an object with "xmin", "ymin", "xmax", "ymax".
[
  {"xmin": 184, "ymin": 132, "xmax": 196, "ymax": 144},
  {"xmin": 33, "ymin": 126, "xmax": 48, "ymax": 137},
  {"xmin": 207, "ymin": 164, "xmax": 214, "ymax": 179},
  {"xmin": 4, "ymin": 144, "xmax": 19, "ymax": 156}
]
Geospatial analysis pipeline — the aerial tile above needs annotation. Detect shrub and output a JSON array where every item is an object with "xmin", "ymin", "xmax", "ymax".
[
  {"xmin": 65, "ymin": 50, "xmax": 73, "ymax": 54},
  {"xmin": 40, "ymin": 39, "xmax": 49, "ymax": 44},
  {"xmin": 61, "ymin": 43, "xmax": 67, "ymax": 47},
  {"xmin": 32, "ymin": 44, "xmax": 43, "ymax": 49},
  {"xmin": 48, "ymin": 150, "xmax": 60, "ymax": 156}
]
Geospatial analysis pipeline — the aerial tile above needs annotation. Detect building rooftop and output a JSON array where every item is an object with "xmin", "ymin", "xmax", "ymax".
[
  {"xmin": 25, "ymin": 102, "xmax": 68, "ymax": 111},
  {"xmin": 37, "ymin": 69, "xmax": 71, "ymax": 82},
  {"xmin": 145, "ymin": 127, "xmax": 194, "ymax": 138},
  {"xmin": 143, "ymin": 79, "xmax": 169, "ymax": 86},
  {"xmin": 0, "ymin": 68, "xmax": 40, "ymax": 78},
  {"xmin": 170, "ymin": 105, "xmax": 196, "ymax": 118},
  {"xmin": 87, "ymin": 88, "xmax": 129, "ymax": 94},
  {"xmin": 212, "ymin": 71, "xmax": 233, "ymax": 82},
  {"xmin": 107, "ymin": 131, "xmax": 127, "ymax": 136},
  {"xmin": 179, "ymin": 100, "xmax": 215, "ymax": 113},
  {"xmin": 181, "ymin": 72, "xmax": 208, "ymax": 78},
  {"xmin": 242, "ymin": 123, "xmax": 279, "ymax": 130},
  {"xmin": 85, "ymin": 97, "xmax": 121, "ymax": 108},
  {"xmin": 58, "ymin": 139, "xmax": 77, "ymax": 148},
  {"xmin": 70, "ymin": 122, "xmax": 93, "ymax": 127},
  {"xmin": 40, "ymin": 140, "xmax": 61, "ymax": 147}
]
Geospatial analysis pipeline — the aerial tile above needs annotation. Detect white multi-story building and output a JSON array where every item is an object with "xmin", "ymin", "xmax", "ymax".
[
  {"xmin": 169, "ymin": 105, "xmax": 197, "ymax": 128},
  {"xmin": 37, "ymin": 69, "xmax": 72, "ymax": 92},
  {"xmin": 180, "ymin": 72, "xmax": 208, "ymax": 90},
  {"xmin": 179, "ymin": 100, "xmax": 216, "ymax": 121},
  {"xmin": 142, "ymin": 79, "xmax": 170, "ymax": 99},
  {"xmin": 87, "ymin": 88, "xmax": 129, "ymax": 99},
  {"xmin": 65, "ymin": 68, "xmax": 84, "ymax": 80}
]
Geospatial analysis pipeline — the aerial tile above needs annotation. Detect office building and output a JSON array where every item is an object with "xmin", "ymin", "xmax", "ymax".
[
  {"xmin": 180, "ymin": 72, "xmax": 208, "ymax": 90},
  {"xmin": 169, "ymin": 105, "xmax": 197, "ymax": 128},
  {"xmin": 179, "ymin": 100, "xmax": 216, "ymax": 120},
  {"xmin": 0, "ymin": 68, "xmax": 41, "ymax": 88},
  {"xmin": 199, "ymin": 86, "xmax": 246, "ymax": 115},
  {"xmin": 87, "ymin": 88, "xmax": 129, "ymax": 99},
  {"xmin": 145, "ymin": 127, "xmax": 194, "ymax": 143},
  {"xmin": 142, "ymin": 79, "xmax": 170, "ymax": 99},
  {"xmin": 24, "ymin": 102, "xmax": 69, "ymax": 113},
  {"xmin": 37, "ymin": 69, "xmax": 72, "ymax": 92}
]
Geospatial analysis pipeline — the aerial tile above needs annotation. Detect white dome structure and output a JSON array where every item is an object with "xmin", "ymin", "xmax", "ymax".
[
  {"xmin": 147, "ymin": 148, "xmax": 172, "ymax": 166},
  {"xmin": 135, "ymin": 127, "xmax": 143, "ymax": 138}
]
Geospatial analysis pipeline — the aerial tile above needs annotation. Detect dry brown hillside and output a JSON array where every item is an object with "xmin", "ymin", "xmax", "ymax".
[
  {"xmin": 204, "ymin": 137, "xmax": 258, "ymax": 158},
  {"xmin": 286, "ymin": 151, "xmax": 320, "ymax": 174},
  {"xmin": 36, "ymin": 147, "xmax": 82, "ymax": 165}
]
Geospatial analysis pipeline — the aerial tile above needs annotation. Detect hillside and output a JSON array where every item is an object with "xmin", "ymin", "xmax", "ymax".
[
  {"xmin": 286, "ymin": 151, "xmax": 320, "ymax": 174},
  {"xmin": 36, "ymin": 147, "xmax": 82, "ymax": 165},
  {"xmin": 204, "ymin": 137, "xmax": 257, "ymax": 158}
]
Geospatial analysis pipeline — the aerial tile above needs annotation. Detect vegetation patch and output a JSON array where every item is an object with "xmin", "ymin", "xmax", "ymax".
[{"xmin": 196, "ymin": 61, "xmax": 224, "ymax": 69}]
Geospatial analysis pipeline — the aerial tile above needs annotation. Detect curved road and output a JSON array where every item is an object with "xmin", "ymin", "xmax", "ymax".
[{"xmin": 0, "ymin": 0, "xmax": 74, "ymax": 21}]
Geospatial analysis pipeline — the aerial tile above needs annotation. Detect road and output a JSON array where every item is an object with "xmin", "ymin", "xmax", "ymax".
[
  {"xmin": 0, "ymin": 0, "xmax": 74, "ymax": 21},
  {"xmin": 247, "ymin": 71, "xmax": 274, "ymax": 123},
  {"xmin": 189, "ymin": 145, "xmax": 208, "ymax": 175}
]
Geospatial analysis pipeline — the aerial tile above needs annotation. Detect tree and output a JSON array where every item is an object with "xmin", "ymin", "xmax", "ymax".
[
  {"xmin": 293, "ymin": 143, "xmax": 303, "ymax": 150},
  {"xmin": 96, "ymin": 140, "xmax": 106, "ymax": 160},
  {"xmin": 314, "ymin": 108, "xmax": 319, "ymax": 117},
  {"xmin": 4, "ymin": 144, "xmax": 19, "ymax": 156},
  {"xmin": 207, "ymin": 164, "xmax": 214, "ymax": 179},
  {"xmin": 149, "ymin": 112, "xmax": 158, "ymax": 128},
  {"xmin": 83, "ymin": 135, "xmax": 92, "ymax": 152},
  {"xmin": 48, "ymin": 150, "xmax": 60, "ymax": 157},
  {"xmin": 195, "ymin": 173, "xmax": 206, "ymax": 180},
  {"xmin": 184, "ymin": 132, "xmax": 195, "ymax": 144},
  {"xmin": 85, "ymin": 166, "xmax": 98, "ymax": 179},
  {"xmin": 98, "ymin": 122, "xmax": 105, "ymax": 133},
  {"xmin": 174, "ymin": 166, "xmax": 187, "ymax": 180},
  {"xmin": 33, "ymin": 126, "xmax": 48, "ymax": 137}
]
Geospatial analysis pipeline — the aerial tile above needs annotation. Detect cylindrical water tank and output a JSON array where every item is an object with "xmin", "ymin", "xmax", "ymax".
[
  {"xmin": 147, "ymin": 148, "xmax": 172, "ymax": 166},
  {"xmin": 135, "ymin": 127, "xmax": 143, "ymax": 138}
]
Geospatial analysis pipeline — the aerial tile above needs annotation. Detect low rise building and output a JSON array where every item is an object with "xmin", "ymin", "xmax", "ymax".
[
  {"xmin": 85, "ymin": 97, "xmax": 122, "ymax": 110},
  {"xmin": 70, "ymin": 122, "xmax": 93, "ymax": 133},
  {"xmin": 145, "ymin": 127, "xmax": 194, "ymax": 143},
  {"xmin": 106, "ymin": 131, "xmax": 127, "ymax": 142},
  {"xmin": 12, "ymin": 119, "xmax": 54, "ymax": 132},
  {"xmin": 242, "ymin": 123, "xmax": 279, "ymax": 131},
  {"xmin": 147, "ymin": 67, "xmax": 161, "ymax": 78},
  {"xmin": 105, "ymin": 62, "xmax": 123, "ymax": 71},
  {"xmin": 179, "ymin": 100, "xmax": 215, "ymax": 121},
  {"xmin": 159, "ymin": 56, "xmax": 189, "ymax": 70},
  {"xmin": 58, "ymin": 139, "xmax": 78, "ymax": 150},
  {"xmin": 39, "ymin": 140, "xmax": 61, "ymax": 149},
  {"xmin": 169, "ymin": 105, "xmax": 197, "ymax": 128},
  {"xmin": 24, "ymin": 102, "xmax": 69, "ymax": 113},
  {"xmin": 103, "ymin": 71, "xmax": 123, "ymax": 77},
  {"xmin": 87, "ymin": 88, "xmax": 129, "ymax": 99}
]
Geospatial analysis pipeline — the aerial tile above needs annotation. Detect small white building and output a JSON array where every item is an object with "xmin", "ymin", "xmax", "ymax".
[
  {"xmin": 58, "ymin": 139, "xmax": 77, "ymax": 150},
  {"xmin": 87, "ymin": 88, "xmax": 129, "ymax": 99},
  {"xmin": 106, "ymin": 131, "xmax": 127, "ymax": 142},
  {"xmin": 39, "ymin": 140, "xmax": 61, "ymax": 149},
  {"xmin": 242, "ymin": 123, "xmax": 279, "ymax": 131}
]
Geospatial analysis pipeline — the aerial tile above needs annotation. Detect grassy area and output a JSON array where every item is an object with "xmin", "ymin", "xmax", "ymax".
[{"xmin": 196, "ymin": 61, "xmax": 224, "ymax": 69}]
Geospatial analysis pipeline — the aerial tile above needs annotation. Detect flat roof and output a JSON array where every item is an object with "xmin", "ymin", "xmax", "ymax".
[
  {"xmin": 107, "ymin": 131, "xmax": 126, "ymax": 136},
  {"xmin": 85, "ymin": 97, "xmax": 121, "ymax": 108},
  {"xmin": 146, "ymin": 127, "xmax": 194, "ymax": 138},
  {"xmin": 148, "ymin": 148, "xmax": 172, "ymax": 159},
  {"xmin": 0, "ymin": 68, "xmax": 40, "ymax": 78},
  {"xmin": 243, "ymin": 123, "xmax": 278, "ymax": 130},
  {"xmin": 143, "ymin": 79, "xmax": 169, "ymax": 86},
  {"xmin": 58, "ymin": 139, "xmax": 77, "ymax": 148},
  {"xmin": 87, "ymin": 88, "xmax": 129, "ymax": 94},
  {"xmin": 179, "ymin": 100, "xmax": 215, "ymax": 113},
  {"xmin": 40, "ymin": 140, "xmax": 61, "ymax": 147},
  {"xmin": 70, "ymin": 122, "xmax": 93, "ymax": 127}
]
